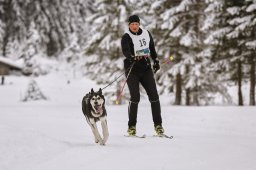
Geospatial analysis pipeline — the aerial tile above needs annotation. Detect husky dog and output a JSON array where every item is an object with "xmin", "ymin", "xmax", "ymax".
[{"xmin": 82, "ymin": 88, "xmax": 109, "ymax": 145}]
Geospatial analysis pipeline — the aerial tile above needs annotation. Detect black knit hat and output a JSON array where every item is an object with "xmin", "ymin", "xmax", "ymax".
[{"xmin": 128, "ymin": 15, "xmax": 140, "ymax": 24}]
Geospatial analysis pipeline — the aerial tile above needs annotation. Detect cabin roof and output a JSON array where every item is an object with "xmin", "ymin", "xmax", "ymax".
[{"xmin": 0, "ymin": 56, "xmax": 23, "ymax": 70}]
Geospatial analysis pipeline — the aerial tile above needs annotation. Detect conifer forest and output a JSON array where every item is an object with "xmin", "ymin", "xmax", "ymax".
[{"xmin": 0, "ymin": 0, "xmax": 256, "ymax": 106}]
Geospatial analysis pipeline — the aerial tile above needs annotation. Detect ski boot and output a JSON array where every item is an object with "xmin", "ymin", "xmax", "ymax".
[
  {"xmin": 155, "ymin": 125, "xmax": 164, "ymax": 135},
  {"xmin": 127, "ymin": 126, "xmax": 136, "ymax": 136}
]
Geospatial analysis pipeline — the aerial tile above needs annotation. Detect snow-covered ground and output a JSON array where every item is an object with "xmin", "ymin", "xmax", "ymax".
[{"xmin": 1, "ymin": 73, "xmax": 256, "ymax": 170}]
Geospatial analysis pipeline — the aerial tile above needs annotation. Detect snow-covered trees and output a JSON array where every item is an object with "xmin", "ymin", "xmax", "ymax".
[
  {"xmin": 0, "ymin": 0, "xmax": 92, "ymax": 58},
  {"xmin": 204, "ymin": 0, "xmax": 256, "ymax": 105},
  {"xmin": 22, "ymin": 79, "xmax": 47, "ymax": 102},
  {"xmin": 83, "ymin": 0, "xmax": 132, "ymax": 84},
  {"xmin": 146, "ymin": 0, "xmax": 255, "ymax": 105},
  {"xmin": 225, "ymin": 0, "xmax": 256, "ymax": 105},
  {"xmin": 85, "ymin": 0, "xmax": 128, "ymax": 59},
  {"xmin": 1, "ymin": 0, "xmax": 255, "ymax": 105},
  {"xmin": 161, "ymin": 0, "xmax": 208, "ymax": 106},
  {"xmin": 150, "ymin": 0, "xmax": 228, "ymax": 105},
  {"xmin": 0, "ymin": 0, "xmax": 95, "ymax": 76}
]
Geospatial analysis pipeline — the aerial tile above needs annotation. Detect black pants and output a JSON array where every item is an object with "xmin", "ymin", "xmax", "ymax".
[{"xmin": 126, "ymin": 67, "xmax": 162, "ymax": 127}]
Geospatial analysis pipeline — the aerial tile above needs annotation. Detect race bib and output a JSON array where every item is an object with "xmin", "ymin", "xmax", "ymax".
[
  {"xmin": 136, "ymin": 47, "xmax": 150, "ymax": 56},
  {"xmin": 127, "ymin": 29, "xmax": 150, "ymax": 56}
]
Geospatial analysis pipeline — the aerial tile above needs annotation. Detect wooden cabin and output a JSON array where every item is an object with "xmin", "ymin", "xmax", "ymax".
[{"xmin": 0, "ymin": 56, "xmax": 23, "ymax": 75}]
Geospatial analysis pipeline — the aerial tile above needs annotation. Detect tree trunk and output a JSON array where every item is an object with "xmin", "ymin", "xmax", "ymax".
[
  {"xmin": 2, "ymin": 0, "xmax": 13, "ymax": 56},
  {"xmin": 2, "ymin": 33, "xmax": 9, "ymax": 57},
  {"xmin": 185, "ymin": 65, "xmax": 190, "ymax": 105},
  {"xmin": 47, "ymin": 31, "xmax": 58, "ymax": 56},
  {"xmin": 174, "ymin": 73, "xmax": 182, "ymax": 105},
  {"xmin": 237, "ymin": 60, "xmax": 243, "ymax": 106},
  {"xmin": 249, "ymin": 56, "xmax": 255, "ymax": 105},
  {"xmin": 186, "ymin": 88, "xmax": 190, "ymax": 106},
  {"xmin": 193, "ymin": 85, "xmax": 200, "ymax": 106}
]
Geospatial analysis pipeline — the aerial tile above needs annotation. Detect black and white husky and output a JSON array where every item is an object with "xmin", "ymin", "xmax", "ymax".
[{"xmin": 82, "ymin": 88, "xmax": 109, "ymax": 145}]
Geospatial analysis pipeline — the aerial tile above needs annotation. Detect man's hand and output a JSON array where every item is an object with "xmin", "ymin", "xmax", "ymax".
[
  {"xmin": 134, "ymin": 56, "xmax": 143, "ymax": 60},
  {"xmin": 153, "ymin": 59, "xmax": 160, "ymax": 73},
  {"xmin": 128, "ymin": 55, "xmax": 135, "ymax": 63},
  {"xmin": 134, "ymin": 55, "xmax": 150, "ymax": 61}
]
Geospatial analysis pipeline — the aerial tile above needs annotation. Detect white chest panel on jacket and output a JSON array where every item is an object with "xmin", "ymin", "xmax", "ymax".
[{"xmin": 127, "ymin": 29, "xmax": 150, "ymax": 56}]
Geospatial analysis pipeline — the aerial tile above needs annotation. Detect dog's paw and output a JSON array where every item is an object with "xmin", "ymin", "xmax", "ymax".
[
  {"xmin": 95, "ymin": 138, "xmax": 104, "ymax": 145},
  {"xmin": 97, "ymin": 140, "xmax": 104, "ymax": 145},
  {"xmin": 99, "ymin": 142, "xmax": 105, "ymax": 146},
  {"xmin": 102, "ymin": 138, "xmax": 108, "ymax": 144}
]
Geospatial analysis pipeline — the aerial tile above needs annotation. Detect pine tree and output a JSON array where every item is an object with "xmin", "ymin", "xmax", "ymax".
[
  {"xmin": 154, "ymin": 0, "xmax": 218, "ymax": 105},
  {"xmin": 224, "ymin": 0, "xmax": 256, "ymax": 105},
  {"xmin": 22, "ymin": 79, "xmax": 47, "ymax": 102},
  {"xmin": 202, "ymin": 0, "xmax": 234, "ymax": 105},
  {"xmin": 0, "ymin": 8, "xmax": 4, "ymax": 56},
  {"xmin": 242, "ymin": 0, "xmax": 256, "ymax": 105},
  {"xmin": 0, "ymin": 0, "xmax": 93, "ymax": 58},
  {"xmin": 1, "ymin": 0, "xmax": 14, "ymax": 57},
  {"xmin": 148, "ymin": 0, "xmax": 182, "ymax": 104},
  {"xmin": 202, "ymin": 0, "xmax": 255, "ymax": 105},
  {"xmin": 83, "ymin": 0, "xmax": 132, "ymax": 84}
]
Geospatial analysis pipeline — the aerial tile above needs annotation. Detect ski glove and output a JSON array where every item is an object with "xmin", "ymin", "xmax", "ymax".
[
  {"xmin": 153, "ymin": 59, "xmax": 160, "ymax": 73},
  {"xmin": 128, "ymin": 55, "xmax": 136, "ymax": 63}
]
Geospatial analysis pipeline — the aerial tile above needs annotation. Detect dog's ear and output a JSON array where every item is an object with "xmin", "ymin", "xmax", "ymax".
[
  {"xmin": 99, "ymin": 88, "xmax": 102, "ymax": 94},
  {"xmin": 91, "ymin": 88, "xmax": 94, "ymax": 94}
]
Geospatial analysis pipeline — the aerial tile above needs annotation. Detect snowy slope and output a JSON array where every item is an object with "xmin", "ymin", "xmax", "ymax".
[{"xmin": 0, "ymin": 73, "xmax": 256, "ymax": 170}]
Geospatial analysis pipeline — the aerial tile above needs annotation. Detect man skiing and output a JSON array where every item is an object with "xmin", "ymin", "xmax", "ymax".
[{"xmin": 121, "ymin": 14, "xmax": 164, "ymax": 136}]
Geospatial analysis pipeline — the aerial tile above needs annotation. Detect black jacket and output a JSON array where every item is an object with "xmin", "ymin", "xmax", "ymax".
[{"xmin": 121, "ymin": 28, "xmax": 158, "ymax": 72}]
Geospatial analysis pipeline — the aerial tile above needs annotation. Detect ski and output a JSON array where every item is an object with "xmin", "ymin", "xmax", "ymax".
[
  {"xmin": 124, "ymin": 134, "xmax": 173, "ymax": 139},
  {"xmin": 124, "ymin": 134, "xmax": 146, "ymax": 138},
  {"xmin": 153, "ymin": 134, "xmax": 173, "ymax": 139}
]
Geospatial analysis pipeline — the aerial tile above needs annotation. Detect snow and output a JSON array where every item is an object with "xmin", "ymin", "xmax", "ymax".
[
  {"xmin": 170, "ymin": 26, "xmax": 182, "ymax": 37},
  {"xmin": 205, "ymin": 27, "xmax": 232, "ymax": 44},
  {"xmin": 94, "ymin": 15, "xmax": 108, "ymax": 24},
  {"xmin": 118, "ymin": 5, "xmax": 127, "ymax": 23},
  {"xmin": 176, "ymin": 0, "xmax": 193, "ymax": 12},
  {"xmin": 246, "ymin": 40, "xmax": 256, "ymax": 49},
  {"xmin": 201, "ymin": 14, "xmax": 214, "ymax": 31},
  {"xmin": 1, "ymin": 72, "xmax": 256, "ymax": 170},
  {"xmin": 226, "ymin": 7, "xmax": 241, "ymax": 16},
  {"xmin": 228, "ymin": 16, "xmax": 253, "ymax": 26},
  {"xmin": 180, "ymin": 33, "xmax": 193, "ymax": 46},
  {"xmin": 161, "ymin": 15, "xmax": 179, "ymax": 30},
  {"xmin": 0, "ymin": 56, "xmax": 23, "ymax": 70},
  {"xmin": 246, "ymin": 3, "xmax": 256, "ymax": 12}
]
